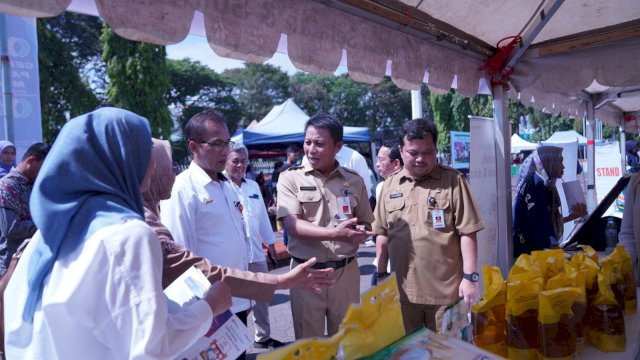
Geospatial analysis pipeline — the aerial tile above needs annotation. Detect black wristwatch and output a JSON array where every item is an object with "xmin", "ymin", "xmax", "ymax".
[
  {"xmin": 463, "ymin": 272, "xmax": 480, "ymax": 283},
  {"xmin": 376, "ymin": 272, "xmax": 389, "ymax": 278}
]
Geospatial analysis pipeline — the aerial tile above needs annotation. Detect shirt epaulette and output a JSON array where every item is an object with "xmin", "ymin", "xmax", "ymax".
[
  {"xmin": 340, "ymin": 166, "xmax": 361, "ymax": 177},
  {"xmin": 439, "ymin": 164, "xmax": 464, "ymax": 176},
  {"xmin": 285, "ymin": 165, "xmax": 305, "ymax": 171}
]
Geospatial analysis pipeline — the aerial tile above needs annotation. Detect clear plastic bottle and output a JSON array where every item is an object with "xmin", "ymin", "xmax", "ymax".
[{"xmin": 604, "ymin": 217, "xmax": 618, "ymax": 254}]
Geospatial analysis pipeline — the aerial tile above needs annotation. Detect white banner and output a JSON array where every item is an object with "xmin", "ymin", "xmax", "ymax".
[
  {"xmin": 469, "ymin": 116, "xmax": 498, "ymax": 291},
  {"xmin": 595, "ymin": 142, "xmax": 623, "ymax": 216},
  {"xmin": 0, "ymin": 15, "xmax": 43, "ymax": 156}
]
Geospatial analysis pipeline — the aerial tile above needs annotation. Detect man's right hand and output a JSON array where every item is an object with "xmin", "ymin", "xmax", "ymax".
[
  {"xmin": 202, "ymin": 281, "xmax": 232, "ymax": 317},
  {"xmin": 333, "ymin": 217, "xmax": 375, "ymax": 245}
]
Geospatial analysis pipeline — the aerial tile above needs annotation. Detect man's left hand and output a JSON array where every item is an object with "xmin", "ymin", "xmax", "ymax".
[{"xmin": 459, "ymin": 278, "xmax": 479, "ymax": 307}]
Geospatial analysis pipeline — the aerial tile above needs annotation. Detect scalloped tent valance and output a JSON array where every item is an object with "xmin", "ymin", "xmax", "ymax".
[{"xmin": 0, "ymin": 0, "xmax": 485, "ymax": 95}]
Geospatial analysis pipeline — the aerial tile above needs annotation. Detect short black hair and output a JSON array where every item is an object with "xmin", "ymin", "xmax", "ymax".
[
  {"xmin": 305, "ymin": 113, "xmax": 343, "ymax": 144},
  {"xmin": 273, "ymin": 161, "xmax": 284, "ymax": 170},
  {"xmin": 22, "ymin": 143, "xmax": 51, "ymax": 162},
  {"xmin": 399, "ymin": 118, "xmax": 438, "ymax": 147},
  {"xmin": 286, "ymin": 145, "xmax": 299, "ymax": 155},
  {"xmin": 184, "ymin": 109, "xmax": 228, "ymax": 141},
  {"xmin": 385, "ymin": 142, "xmax": 404, "ymax": 166}
]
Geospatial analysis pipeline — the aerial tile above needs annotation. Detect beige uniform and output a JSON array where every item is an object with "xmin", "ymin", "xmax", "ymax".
[
  {"xmin": 277, "ymin": 162, "xmax": 374, "ymax": 338},
  {"xmin": 373, "ymin": 165, "xmax": 484, "ymax": 332}
]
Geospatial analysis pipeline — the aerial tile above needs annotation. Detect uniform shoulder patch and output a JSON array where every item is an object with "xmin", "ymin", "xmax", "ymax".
[
  {"xmin": 340, "ymin": 166, "xmax": 360, "ymax": 176},
  {"xmin": 439, "ymin": 164, "xmax": 463, "ymax": 176},
  {"xmin": 285, "ymin": 165, "xmax": 304, "ymax": 171}
]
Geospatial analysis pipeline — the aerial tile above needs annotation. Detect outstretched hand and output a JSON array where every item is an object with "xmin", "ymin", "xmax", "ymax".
[
  {"xmin": 333, "ymin": 218, "xmax": 376, "ymax": 245},
  {"xmin": 277, "ymin": 257, "xmax": 335, "ymax": 293},
  {"xmin": 203, "ymin": 281, "xmax": 232, "ymax": 317}
]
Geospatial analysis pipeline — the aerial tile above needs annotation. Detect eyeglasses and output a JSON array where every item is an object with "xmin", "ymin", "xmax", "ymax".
[
  {"xmin": 193, "ymin": 138, "xmax": 234, "ymax": 151},
  {"xmin": 230, "ymin": 159, "xmax": 248, "ymax": 166}
]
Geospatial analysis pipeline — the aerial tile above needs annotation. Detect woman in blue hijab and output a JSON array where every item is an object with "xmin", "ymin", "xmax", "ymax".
[
  {"xmin": 626, "ymin": 140, "xmax": 639, "ymax": 173},
  {"xmin": 0, "ymin": 140, "xmax": 16, "ymax": 177},
  {"xmin": 4, "ymin": 107, "xmax": 230, "ymax": 358}
]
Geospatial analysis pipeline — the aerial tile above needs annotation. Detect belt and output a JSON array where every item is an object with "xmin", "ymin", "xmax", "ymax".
[{"xmin": 292, "ymin": 256, "xmax": 356, "ymax": 270}]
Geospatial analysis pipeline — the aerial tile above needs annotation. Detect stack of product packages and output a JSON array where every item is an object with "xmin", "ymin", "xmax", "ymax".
[{"xmin": 471, "ymin": 246, "xmax": 636, "ymax": 359}]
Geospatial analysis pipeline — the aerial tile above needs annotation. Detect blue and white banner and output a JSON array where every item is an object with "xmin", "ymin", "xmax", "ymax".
[{"xmin": 0, "ymin": 14, "xmax": 42, "ymax": 157}]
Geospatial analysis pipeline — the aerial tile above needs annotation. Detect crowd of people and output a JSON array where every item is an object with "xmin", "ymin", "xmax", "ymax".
[{"xmin": 11, "ymin": 105, "xmax": 635, "ymax": 358}]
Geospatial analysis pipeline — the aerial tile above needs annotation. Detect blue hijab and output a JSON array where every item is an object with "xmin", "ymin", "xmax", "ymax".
[
  {"xmin": 23, "ymin": 107, "xmax": 152, "ymax": 321},
  {"xmin": 0, "ymin": 140, "xmax": 16, "ymax": 177}
]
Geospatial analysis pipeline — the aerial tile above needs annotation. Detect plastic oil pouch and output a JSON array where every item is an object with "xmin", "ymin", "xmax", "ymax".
[
  {"xmin": 506, "ymin": 273, "xmax": 543, "ymax": 360},
  {"xmin": 471, "ymin": 266, "xmax": 507, "ymax": 357},
  {"xmin": 538, "ymin": 287, "xmax": 582, "ymax": 360}
]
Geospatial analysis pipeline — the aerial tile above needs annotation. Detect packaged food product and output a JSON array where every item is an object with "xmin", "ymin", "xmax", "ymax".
[
  {"xmin": 531, "ymin": 249, "xmax": 564, "ymax": 282},
  {"xmin": 471, "ymin": 266, "xmax": 507, "ymax": 357},
  {"xmin": 586, "ymin": 272, "xmax": 626, "ymax": 352},
  {"xmin": 537, "ymin": 287, "xmax": 582, "ymax": 360},
  {"xmin": 546, "ymin": 269, "xmax": 587, "ymax": 354},
  {"xmin": 506, "ymin": 272, "xmax": 543, "ymax": 360},
  {"xmin": 611, "ymin": 246, "xmax": 637, "ymax": 314}
]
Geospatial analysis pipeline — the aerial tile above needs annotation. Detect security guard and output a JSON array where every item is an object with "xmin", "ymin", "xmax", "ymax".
[
  {"xmin": 277, "ymin": 113, "xmax": 375, "ymax": 339},
  {"xmin": 374, "ymin": 117, "xmax": 484, "ymax": 334}
]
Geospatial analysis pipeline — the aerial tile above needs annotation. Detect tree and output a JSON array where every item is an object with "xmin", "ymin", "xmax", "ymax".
[
  {"xmin": 223, "ymin": 63, "xmax": 291, "ymax": 123},
  {"xmin": 38, "ymin": 19, "xmax": 99, "ymax": 143},
  {"xmin": 166, "ymin": 59, "xmax": 241, "ymax": 133},
  {"xmin": 102, "ymin": 26, "xmax": 172, "ymax": 138}
]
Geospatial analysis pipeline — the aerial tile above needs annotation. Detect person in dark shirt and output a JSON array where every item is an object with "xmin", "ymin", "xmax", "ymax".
[{"xmin": 0, "ymin": 143, "xmax": 51, "ymax": 278}]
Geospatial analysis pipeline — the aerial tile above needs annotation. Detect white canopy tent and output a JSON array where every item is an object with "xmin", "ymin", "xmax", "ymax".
[
  {"xmin": 544, "ymin": 130, "xmax": 588, "ymax": 145},
  {"xmin": 511, "ymin": 133, "xmax": 537, "ymax": 153},
  {"xmin": 2, "ymin": 0, "xmax": 640, "ymax": 276}
]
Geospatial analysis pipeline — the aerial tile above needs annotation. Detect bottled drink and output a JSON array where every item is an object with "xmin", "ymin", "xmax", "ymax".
[{"xmin": 604, "ymin": 217, "xmax": 618, "ymax": 254}]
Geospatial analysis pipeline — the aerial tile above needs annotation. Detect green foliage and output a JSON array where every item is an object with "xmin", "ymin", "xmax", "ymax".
[
  {"xmin": 102, "ymin": 26, "xmax": 172, "ymax": 138},
  {"xmin": 223, "ymin": 63, "xmax": 291, "ymax": 123},
  {"xmin": 427, "ymin": 90, "xmax": 494, "ymax": 152},
  {"xmin": 166, "ymin": 59, "xmax": 241, "ymax": 134},
  {"xmin": 38, "ymin": 19, "xmax": 99, "ymax": 143}
]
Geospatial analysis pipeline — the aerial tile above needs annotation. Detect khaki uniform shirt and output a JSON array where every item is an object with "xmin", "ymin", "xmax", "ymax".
[
  {"xmin": 373, "ymin": 165, "xmax": 484, "ymax": 304},
  {"xmin": 277, "ymin": 162, "xmax": 375, "ymax": 262}
]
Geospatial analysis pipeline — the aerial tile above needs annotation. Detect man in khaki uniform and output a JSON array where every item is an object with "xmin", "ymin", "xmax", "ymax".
[
  {"xmin": 277, "ymin": 113, "xmax": 375, "ymax": 339},
  {"xmin": 374, "ymin": 118, "xmax": 484, "ymax": 334}
]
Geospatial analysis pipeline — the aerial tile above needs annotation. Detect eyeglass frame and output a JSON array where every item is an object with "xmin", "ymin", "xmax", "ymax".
[{"xmin": 191, "ymin": 138, "xmax": 234, "ymax": 151}]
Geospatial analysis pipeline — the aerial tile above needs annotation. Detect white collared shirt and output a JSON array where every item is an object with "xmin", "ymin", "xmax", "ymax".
[
  {"xmin": 223, "ymin": 173, "xmax": 276, "ymax": 263},
  {"xmin": 4, "ymin": 219, "xmax": 213, "ymax": 359},
  {"xmin": 161, "ymin": 161, "xmax": 250, "ymax": 313}
]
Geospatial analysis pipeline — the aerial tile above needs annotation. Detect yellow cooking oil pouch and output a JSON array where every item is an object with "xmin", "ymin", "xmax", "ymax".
[
  {"xmin": 508, "ymin": 254, "xmax": 543, "ymax": 280},
  {"xmin": 577, "ymin": 244, "xmax": 599, "ymax": 264},
  {"xmin": 537, "ymin": 287, "xmax": 582, "ymax": 360},
  {"xmin": 532, "ymin": 249, "xmax": 565, "ymax": 282},
  {"xmin": 259, "ymin": 274, "xmax": 405, "ymax": 360},
  {"xmin": 611, "ymin": 246, "xmax": 637, "ymax": 314},
  {"xmin": 569, "ymin": 253, "xmax": 599, "ymax": 305},
  {"xmin": 506, "ymin": 273, "xmax": 543, "ymax": 360},
  {"xmin": 586, "ymin": 272, "xmax": 626, "ymax": 352},
  {"xmin": 472, "ymin": 266, "xmax": 507, "ymax": 357},
  {"xmin": 563, "ymin": 263, "xmax": 588, "ymax": 354}
]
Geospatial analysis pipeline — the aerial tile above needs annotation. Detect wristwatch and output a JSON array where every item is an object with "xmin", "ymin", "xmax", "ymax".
[
  {"xmin": 376, "ymin": 272, "xmax": 389, "ymax": 278},
  {"xmin": 463, "ymin": 272, "xmax": 480, "ymax": 283}
]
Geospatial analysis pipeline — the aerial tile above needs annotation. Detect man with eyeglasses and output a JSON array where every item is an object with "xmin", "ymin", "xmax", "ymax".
[
  {"xmin": 160, "ymin": 109, "xmax": 252, "ymax": 358},
  {"xmin": 223, "ymin": 143, "xmax": 285, "ymax": 350},
  {"xmin": 372, "ymin": 118, "xmax": 484, "ymax": 334}
]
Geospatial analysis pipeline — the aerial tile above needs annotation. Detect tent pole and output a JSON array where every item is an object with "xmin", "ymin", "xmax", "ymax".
[
  {"xmin": 0, "ymin": 14, "xmax": 15, "ymax": 142},
  {"xmin": 492, "ymin": 85, "xmax": 512, "ymax": 276},
  {"xmin": 585, "ymin": 102, "xmax": 597, "ymax": 212},
  {"xmin": 411, "ymin": 88, "xmax": 423, "ymax": 119},
  {"xmin": 620, "ymin": 126, "xmax": 626, "ymax": 171}
]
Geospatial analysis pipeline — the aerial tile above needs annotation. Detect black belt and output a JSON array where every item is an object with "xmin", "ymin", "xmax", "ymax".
[{"xmin": 292, "ymin": 256, "xmax": 356, "ymax": 270}]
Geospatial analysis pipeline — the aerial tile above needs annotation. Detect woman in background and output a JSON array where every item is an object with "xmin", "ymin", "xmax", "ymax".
[
  {"xmin": 0, "ymin": 141, "xmax": 16, "ymax": 178},
  {"xmin": 619, "ymin": 172, "xmax": 640, "ymax": 284}
]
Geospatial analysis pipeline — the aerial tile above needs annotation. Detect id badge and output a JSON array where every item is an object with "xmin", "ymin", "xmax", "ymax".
[
  {"xmin": 338, "ymin": 196, "xmax": 352, "ymax": 215},
  {"xmin": 432, "ymin": 209, "xmax": 445, "ymax": 229}
]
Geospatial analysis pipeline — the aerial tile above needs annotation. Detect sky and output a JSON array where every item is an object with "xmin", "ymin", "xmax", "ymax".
[{"xmin": 166, "ymin": 34, "xmax": 300, "ymax": 75}]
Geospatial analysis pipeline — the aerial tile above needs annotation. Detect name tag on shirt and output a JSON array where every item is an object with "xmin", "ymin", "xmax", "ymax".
[
  {"xmin": 300, "ymin": 186, "xmax": 317, "ymax": 191},
  {"xmin": 249, "ymin": 193, "xmax": 260, "ymax": 199},
  {"xmin": 389, "ymin": 192, "xmax": 403, "ymax": 199},
  {"xmin": 432, "ymin": 209, "xmax": 445, "ymax": 228},
  {"xmin": 338, "ymin": 196, "xmax": 352, "ymax": 215}
]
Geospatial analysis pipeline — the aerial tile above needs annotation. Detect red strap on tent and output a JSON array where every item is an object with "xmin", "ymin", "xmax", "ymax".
[{"xmin": 480, "ymin": 36, "xmax": 522, "ymax": 90}]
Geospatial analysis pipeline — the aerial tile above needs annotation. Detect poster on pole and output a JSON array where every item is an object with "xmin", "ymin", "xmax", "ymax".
[
  {"xmin": 0, "ymin": 15, "xmax": 42, "ymax": 157},
  {"xmin": 469, "ymin": 117, "xmax": 497, "ymax": 292},
  {"xmin": 450, "ymin": 131, "xmax": 470, "ymax": 169}
]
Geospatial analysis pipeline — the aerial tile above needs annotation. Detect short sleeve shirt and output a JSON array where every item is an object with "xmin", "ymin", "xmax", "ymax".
[
  {"xmin": 373, "ymin": 165, "xmax": 484, "ymax": 304},
  {"xmin": 277, "ymin": 162, "xmax": 375, "ymax": 262}
]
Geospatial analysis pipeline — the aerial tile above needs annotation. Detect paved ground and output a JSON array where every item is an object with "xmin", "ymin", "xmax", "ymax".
[{"xmin": 245, "ymin": 242, "xmax": 377, "ymax": 359}]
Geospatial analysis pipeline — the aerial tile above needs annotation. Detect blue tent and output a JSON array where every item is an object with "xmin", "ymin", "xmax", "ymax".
[{"xmin": 232, "ymin": 99, "xmax": 370, "ymax": 145}]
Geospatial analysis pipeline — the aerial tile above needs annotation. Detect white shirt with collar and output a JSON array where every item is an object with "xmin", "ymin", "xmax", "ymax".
[
  {"xmin": 161, "ymin": 161, "xmax": 250, "ymax": 313},
  {"xmin": 335, "ymin": 146, "xmax": 373, "ymax": 197},
  {"xmin": 223, "ymin": 172, "xmax": 276, "ymax": 264}
]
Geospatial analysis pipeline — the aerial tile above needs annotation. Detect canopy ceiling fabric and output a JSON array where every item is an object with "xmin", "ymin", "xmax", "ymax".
[{"xmin": 1, "ymin": 0, "xmax": 639, "ymax": 124}]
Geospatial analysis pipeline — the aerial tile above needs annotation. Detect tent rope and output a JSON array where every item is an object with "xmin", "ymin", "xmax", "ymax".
[{"xmin": 480, "ymin": 35, "xmax": 522, "ymax": 90}]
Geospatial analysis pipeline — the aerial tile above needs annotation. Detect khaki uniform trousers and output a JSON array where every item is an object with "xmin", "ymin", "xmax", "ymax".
[
  {"xmin": 401, "ymin": 301, "xmax": 447, "ymax": 334},
  {"xmin": 290, "ymin": 259, "xmax": 359, "ymax": 339}
]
